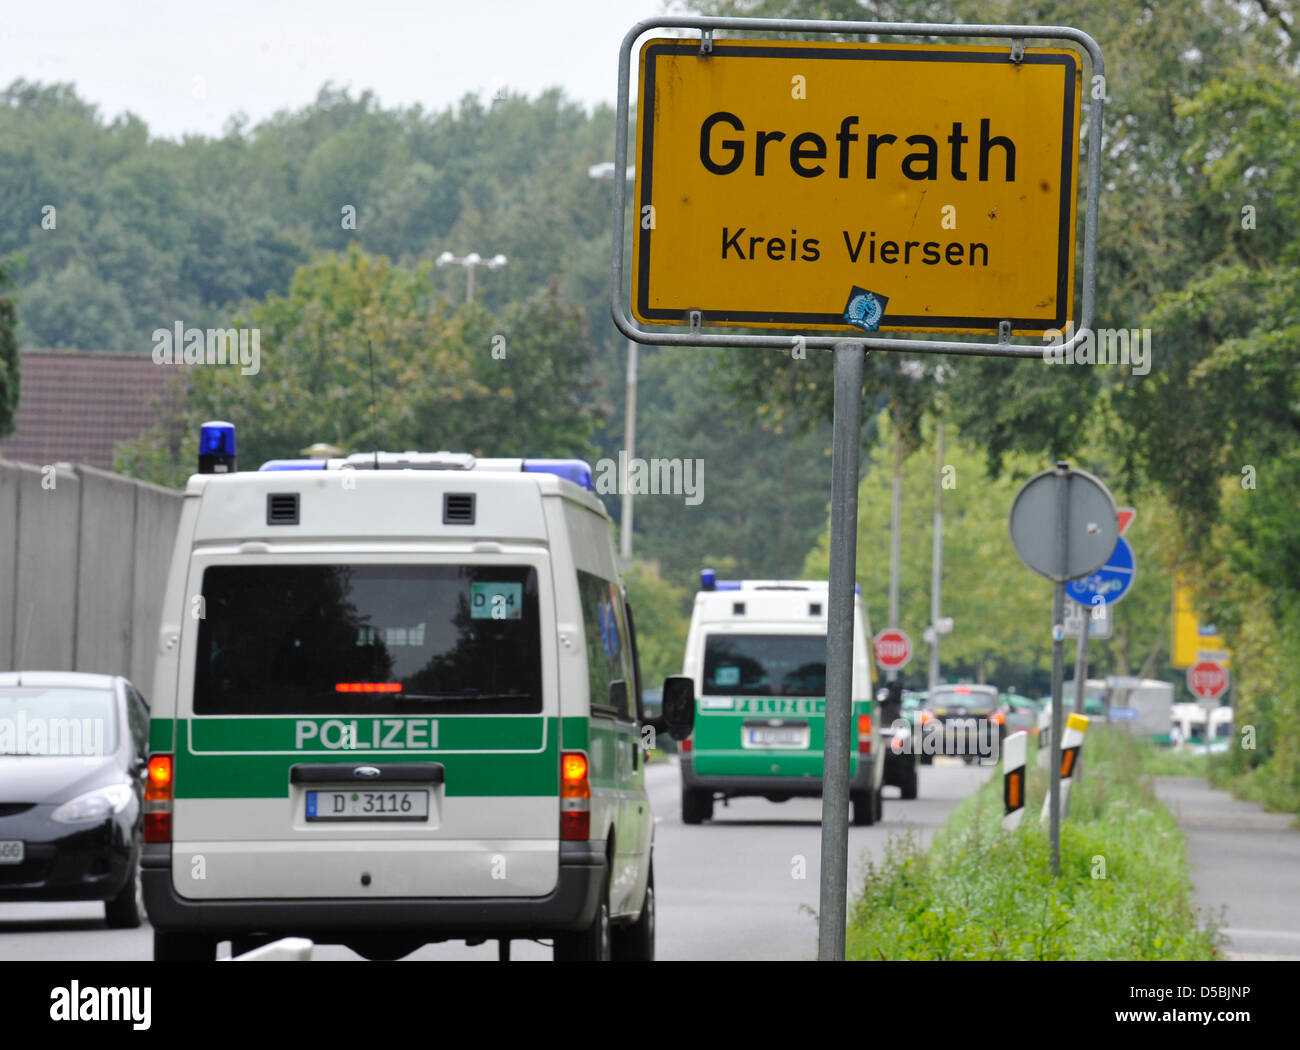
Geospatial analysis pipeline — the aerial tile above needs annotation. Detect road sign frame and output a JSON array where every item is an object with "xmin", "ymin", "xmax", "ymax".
[{"xmin": 610, "ymin": 14, "xmax": 1105, "ymax": 359}]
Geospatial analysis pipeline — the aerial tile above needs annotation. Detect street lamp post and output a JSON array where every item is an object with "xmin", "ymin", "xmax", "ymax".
[
  {"xmin": 436, "ymin": 251, "xmax": 507, "ymax": 303},
  {"xmin": 589, "ymin": 162, "xmax": 638, "ymax": 565}
]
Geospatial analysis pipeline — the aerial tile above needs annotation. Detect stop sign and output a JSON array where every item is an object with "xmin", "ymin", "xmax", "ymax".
[
  {"xmin": 1187, "ymin": 661, "xmax": 1230, "ymax": 701},
  {"xmin": 873, "ymin": 629, "xmax": 912, "ymax": 670}
]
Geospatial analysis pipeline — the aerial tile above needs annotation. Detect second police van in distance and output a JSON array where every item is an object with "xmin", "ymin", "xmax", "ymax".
[
  {"xmin": 141, "ymin": 423, "xmax": 693, "ymax": 961},
  {"xmin": 677, "ymin": 573, "xmax": 885, "ymax": 825}
]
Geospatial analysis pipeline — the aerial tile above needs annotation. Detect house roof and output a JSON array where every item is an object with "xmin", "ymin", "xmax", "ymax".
[{"xmin": 0, "ymin": 350, "xmax": 189, "ymax": 470}]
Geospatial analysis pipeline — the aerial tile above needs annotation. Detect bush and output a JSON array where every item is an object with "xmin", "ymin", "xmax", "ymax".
[{"xmin": 845, "ymin": 728, "xmax": 1223, "ymax": 960}]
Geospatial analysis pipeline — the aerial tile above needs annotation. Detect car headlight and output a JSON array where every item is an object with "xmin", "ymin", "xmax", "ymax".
[{"xmin": 51, "ymin": 784, "xmax": 134, "ymax": 824}]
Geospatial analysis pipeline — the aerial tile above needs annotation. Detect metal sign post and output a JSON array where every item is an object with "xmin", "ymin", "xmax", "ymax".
[
  {"xmin": 819, "ymin": 341, "xmax": 865, "ymax": 961},
  {"xmin": 1009, "ymin": 462, "xmax": 1118, "ymax": 874}
]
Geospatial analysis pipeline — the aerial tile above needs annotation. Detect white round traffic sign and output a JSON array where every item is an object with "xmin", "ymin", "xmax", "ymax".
[{"xmin": 873, "ymin": 629, "xmax": 912, "ymax": 670}]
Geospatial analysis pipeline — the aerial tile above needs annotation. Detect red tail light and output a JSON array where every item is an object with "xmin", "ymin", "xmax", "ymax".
[
  {"xmin": 560, "ymin": 751, "xmax": 590, "ymax": 841},
  {"xmin": 145, "ymin": 754, "xmax": 173, "ymax": 843},
  {"xmin": 920, "ymin": 709, "xmax": 934, "ymax": 725},
  {"xmin": 990, "ymin": 711, "xmax": 1006, "ymax": 725},
  {"xmin": 681, "ymin": 735, "xmax": 693, "ymax": 753},
  {"xmin": 857, "ymin": 714, "xmax": 872, "ymax": 754}
]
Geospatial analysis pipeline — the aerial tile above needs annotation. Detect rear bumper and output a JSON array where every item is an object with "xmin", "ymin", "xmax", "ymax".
[
  {"xmin": 680, "ymin": 755, "xmax": 875, "ymax": 797},
  {"xmin": 142, "ymin": 841, "xmax": 605, "ymax": 940}
]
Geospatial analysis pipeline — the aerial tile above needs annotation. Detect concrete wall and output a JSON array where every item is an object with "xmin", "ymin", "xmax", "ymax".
[{"xmin": 0, "ymin": 460, "xmax": 182, "ymax": 698}]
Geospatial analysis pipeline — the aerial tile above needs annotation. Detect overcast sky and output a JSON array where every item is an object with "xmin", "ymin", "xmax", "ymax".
[{"xmin": 1, "ymin": 0, "xmax": 687, "ymax": 139}]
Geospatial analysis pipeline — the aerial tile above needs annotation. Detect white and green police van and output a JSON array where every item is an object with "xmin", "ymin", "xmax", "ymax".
[
  {"xmin": 677, "ymin": 573, "xmax": 884, "ymax": 825},
  {"xmin": 142, "ymin": 423, "xmax": 693, "ymax": 961}
]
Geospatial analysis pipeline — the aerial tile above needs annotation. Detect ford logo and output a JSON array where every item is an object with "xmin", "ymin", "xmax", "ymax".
[{"xmin": 353, "ymin": 766, "xmax": 381, "ymax": 778}]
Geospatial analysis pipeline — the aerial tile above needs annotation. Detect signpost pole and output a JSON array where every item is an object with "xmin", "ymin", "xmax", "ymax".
[
  {"xmin": 1069, "ymin": 623, "xmax": 1088, "ymax": 814},
  {"xmin": 819, "ymin": 340, "xmax": 864, "ymax": 962},
  {"xmin": 887, "ymin": 434, "xmax": 902, "ymax": 682},
  {"xmin": 1049, "ymin": 462, "xmax": 1070, "ymax": 877},
  {"xmin": 928, "ymin": 423, "xmax": 945, "ymax": 692}
]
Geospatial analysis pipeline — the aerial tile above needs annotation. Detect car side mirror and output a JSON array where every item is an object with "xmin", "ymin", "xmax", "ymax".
[
  {"xmin": 609, "ymin": 680, "xmax": 628, "ymax": 712},
  {"xmin": 660, "ymin": 675, "xmax": 696, "ymax": 739}
]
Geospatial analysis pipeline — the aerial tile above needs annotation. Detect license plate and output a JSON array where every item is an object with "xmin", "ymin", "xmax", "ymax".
[
  {"xmin": 0, "ymin": 840, "xmax": 23, "ymax": 865},
  {"xmin": 745, "ymin": 728, "xmax": 808, "ymax": 749},
  {"xmin": 306, "ymin": 790, "xmax": 429, "ymax": 822}
]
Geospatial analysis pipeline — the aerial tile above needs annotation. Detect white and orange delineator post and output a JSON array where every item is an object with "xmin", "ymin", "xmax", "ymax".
[
  {"xmin": 1002, "ymin": 730, "xmax": 1028, "ymax": 830},
  {"xmin": 1041, "ymin": 713, "xmax": 1090, "ymax": 824}
]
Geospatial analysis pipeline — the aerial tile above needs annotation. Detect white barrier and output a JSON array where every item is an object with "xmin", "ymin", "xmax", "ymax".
[
  {"xmin": 225, "ymin": 937, "xmax": 314, "ymax": 962},
  {"xmin": 1040, "ymin": 713, "xmax": 1089, "ymax": 825},
  {"xmin": 1001, "ymin": 731, "xmax": 1028, "ymax": 830},
  {"xmin": 1036, "ymin": 705, "xmax": 1053, "ymax": 768}
]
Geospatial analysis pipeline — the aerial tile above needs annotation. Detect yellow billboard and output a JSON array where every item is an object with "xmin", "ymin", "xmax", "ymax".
[
  {"xmin": 633, "ymin": 39, "xmax": 1083, "ymax": 335},
  {"xmin": 1172, "ymin": 577, "xmax": 1230, "ymax": 669}
]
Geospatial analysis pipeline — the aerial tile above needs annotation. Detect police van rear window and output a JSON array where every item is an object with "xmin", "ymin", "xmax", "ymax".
[
  {"xmin": 703, "ymin": 634, "xmax": 827, "ymax": 697},
  {"xmin": 194, "ymin": 564, "xmax": 541, "ymax": 715}
]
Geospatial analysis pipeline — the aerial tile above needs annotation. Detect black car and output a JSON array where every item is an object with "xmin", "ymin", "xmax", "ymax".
[
  {"xmin": 922, "ymin": 684, "xmax": 1006, "ymax": 765},
  {"xmin": 877, "ymin": 680, "xmax": 919, "ymax": 798},
  {"xmin": 0, "ymin": 671, "xmax": 149, "ymax": 927}
]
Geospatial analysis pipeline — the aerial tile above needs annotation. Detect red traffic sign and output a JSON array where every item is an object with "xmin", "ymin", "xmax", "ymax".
[
  {"xmin": 873, "ymin": 629, "xmax": 913, "ymax": 670},
  {"xmin": 1187, "ymin": 661, "xmax": 1230, "ymax": 701}
]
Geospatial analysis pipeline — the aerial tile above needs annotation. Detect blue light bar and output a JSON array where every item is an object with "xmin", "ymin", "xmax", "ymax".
[
  {"xmin": 198, "ymin": 421, "xmax": 236, "ymax": 474},
  {"xmin": 700, "ymin": 568, "xmax": 717, "ymax": 591},
  {"xmin": 259, "ymin": 460, "xmax": 326, "ymax": 471},
  {"xmin": 522, "ymin": 459, "xmax": 594, "ymax": 491},
  {"xmin": 716, "ymin": 581, "xmax": 742, "ymax": 591}
]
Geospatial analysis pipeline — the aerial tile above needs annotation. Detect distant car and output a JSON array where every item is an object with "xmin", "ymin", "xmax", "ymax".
[
  {"xmin": 923, "ymin": 684, "xmax": 1005, "ymax": 765},
  {"xmin": 1001, "ymin": 692, "xmax": 1039, "ymax": 735},
  {"xmin": 0, "ymin": 672, "xmax": 149, "ymax": 928},
  {"xmin": 877, "ymin": 683, "xmax": 918, "ymax": 800}
]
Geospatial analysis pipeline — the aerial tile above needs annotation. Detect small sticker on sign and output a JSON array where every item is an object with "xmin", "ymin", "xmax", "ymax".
[
  {"xmin": 843, "ymin": 286, "xmax": 889, "ymax": 331},
  {"xmin": 471, "ymin": 582, "xmax": 522, "ymax": 620}
]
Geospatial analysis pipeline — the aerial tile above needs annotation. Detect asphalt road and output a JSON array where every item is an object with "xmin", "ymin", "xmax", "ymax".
[{"xmin": 0, "ymin": 757, "xmax": 991, "ymax": 961}]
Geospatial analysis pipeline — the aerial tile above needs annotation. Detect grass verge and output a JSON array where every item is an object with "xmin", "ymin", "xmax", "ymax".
[{"xmin": 846, "ymin": 728, "xmax": 1224, "ymax": 960}]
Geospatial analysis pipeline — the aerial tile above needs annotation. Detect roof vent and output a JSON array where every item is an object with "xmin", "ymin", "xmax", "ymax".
[
  {"xmin": 443, "ymin": 493, "xmax": 475, "ymax": 525},
  {"xmin": 732, "ymin": 602, "xmax": 746, "ymax": 616},
  {"xmin": 267, "ymin": 493, "xmax": 299, "ymax": 525}
]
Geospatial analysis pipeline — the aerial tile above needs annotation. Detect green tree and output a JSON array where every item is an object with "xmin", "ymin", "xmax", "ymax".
[
  {"xmin": 623, "ymin": 561, "xmax": 692, "ymax": 688},
  {"xmin": 115, "ymin": 246, "xmax": 602, "ymax": 479},
  {"xmin": 623, "ymin": 345, "xmax": 837, "ymax": 589}
]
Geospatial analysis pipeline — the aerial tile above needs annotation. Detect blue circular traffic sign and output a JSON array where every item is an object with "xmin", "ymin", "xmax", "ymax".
[{"xmin": 1065, "ymin": 535, "xmax": 1136, "ymax": 606}]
